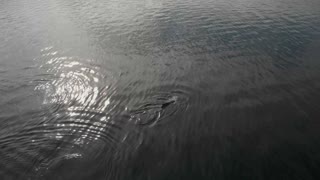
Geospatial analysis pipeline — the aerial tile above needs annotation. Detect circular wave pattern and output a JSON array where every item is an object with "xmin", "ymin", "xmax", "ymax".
[
  {"xmin": 34, "ymin": 47, "xmax": 126, "ymax": 145},
  {"xmin": 19, "ymin": 47, "xmax": 132, "ymax": 177},
  {"xmin": 36, "ymin": 48, "xmax": 106, "ymax": 107}
]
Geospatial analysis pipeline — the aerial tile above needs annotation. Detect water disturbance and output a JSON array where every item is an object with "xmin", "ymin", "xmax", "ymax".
[{"xmin": 1, "ymin": 0, "xmax": 320, "ymax": 179}]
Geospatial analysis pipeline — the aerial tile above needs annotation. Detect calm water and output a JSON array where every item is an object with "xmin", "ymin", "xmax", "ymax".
[{"xmin": 1, "ymin": 0, "xmax": 320, "ymax": 179}]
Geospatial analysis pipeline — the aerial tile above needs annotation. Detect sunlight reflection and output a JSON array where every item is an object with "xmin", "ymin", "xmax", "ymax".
[{"xmin": 35, "ymin": 47, "xmax": 117, "ymax": 146}]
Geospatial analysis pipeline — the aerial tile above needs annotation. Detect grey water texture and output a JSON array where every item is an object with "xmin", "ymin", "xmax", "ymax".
[{"xmin": 1, "ymin": 0, "xmax": 320, "ymax": 179}]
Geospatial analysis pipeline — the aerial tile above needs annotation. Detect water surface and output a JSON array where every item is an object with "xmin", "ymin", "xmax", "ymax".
[{"xmin": 1, "ymin": 0, "xmax": 320, "ymax": 179}]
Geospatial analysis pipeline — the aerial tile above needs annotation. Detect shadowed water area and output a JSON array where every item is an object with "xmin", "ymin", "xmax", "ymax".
[{"xmin": 1, "ymin": 0, "xmax": 320, "ymax": 179}]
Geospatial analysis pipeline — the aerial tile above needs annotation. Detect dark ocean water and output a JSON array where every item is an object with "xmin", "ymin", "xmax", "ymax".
[{"xmin": 1, "ymin": 0, "xmax": 320, "ymax": 179}]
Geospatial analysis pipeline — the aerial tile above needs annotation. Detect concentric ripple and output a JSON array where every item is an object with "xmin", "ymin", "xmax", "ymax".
[
  {"xmin": 10, "ymin": 47, "xmax": 134, "ymax": 177},
  {"xmin": 36, "ymin": 47, "xmax": 108, "ymax": 107},
  {"xmin": 33, "ymin": 46, "xmax": 127, "ymax": 145}
]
